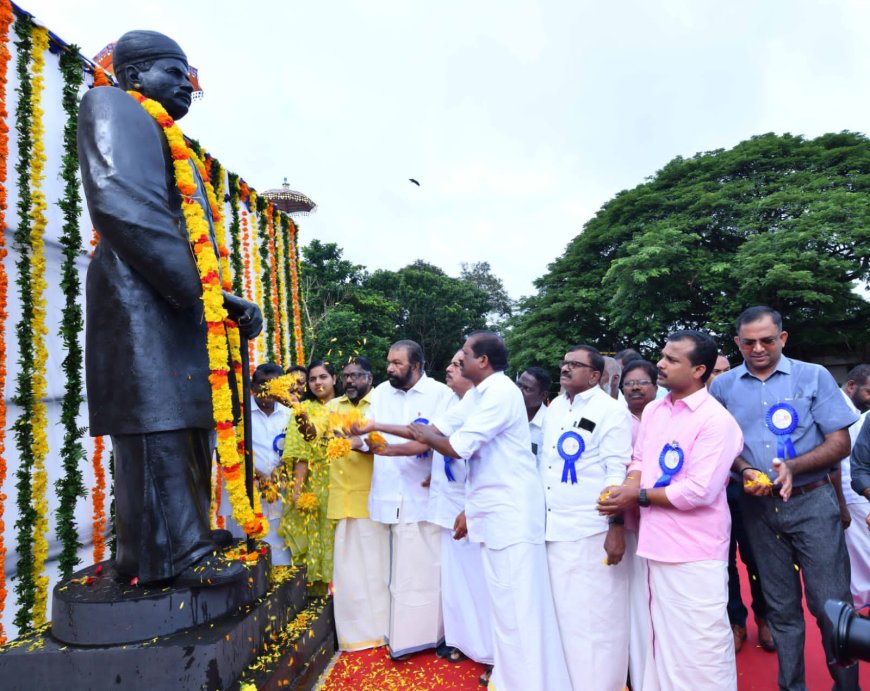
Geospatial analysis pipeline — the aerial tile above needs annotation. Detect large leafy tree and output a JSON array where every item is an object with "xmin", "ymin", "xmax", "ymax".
[
  {"xmin": 368, "ymin": 260, "xmax": 492, "ymax": 377},
  {"xmin": 507, "ymin": 131, "xmax": 870, "ymax": 375},
  {"xmin": 299, "ymin": 247, "xmax": 500, "ymax": 382}
]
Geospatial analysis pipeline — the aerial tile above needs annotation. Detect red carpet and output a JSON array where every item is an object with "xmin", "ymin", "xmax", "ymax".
[
  {"xmin": 321, "ymin": 646, "xmax": 484, "ymax": 690},
  {"xmin": 734, "ymin": 561, "xmax": 869, "ymax": 690},
  {"xmin": 322, "ymin": 563, "xmax": 869, "ymax": 689}
]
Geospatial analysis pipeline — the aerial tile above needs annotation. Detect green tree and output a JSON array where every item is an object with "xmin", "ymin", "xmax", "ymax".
[
  {"xmin": 367, "ymin": 261, "xmax": 492, "ymax": 378},
  {"xmin": 460, "ymin": 261, "xmax": 514, "ymax": 326},
  {"xmin": 507, "ymin": 131, "xmax": 870, "ymax": 374}
]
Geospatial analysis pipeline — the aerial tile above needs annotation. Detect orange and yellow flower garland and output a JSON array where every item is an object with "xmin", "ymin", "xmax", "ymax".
[
  {"xmin": 274, "ymin": 210, "xmax": 290, "ymax": 367},
  {"xmin": 266, "ymin": 203, "xmax": 282, "ymax": 363},
  {"xmin": 0, "ymin": 0, "xmax": 13, "ymax": 646},
  {"xmin": 128, "ymin": 91, "xmax": 265, "ymax": 539},
  {"xmin": 287, "ymin": 219, "xmax": 305, "ymax": 363},
  {"xmin": 90, "ymin": 436, "xmax": 107, "ymax": 563},
  {"xmin": 28, "ymin": 24, "xmax": 50, "ymax": 626}
]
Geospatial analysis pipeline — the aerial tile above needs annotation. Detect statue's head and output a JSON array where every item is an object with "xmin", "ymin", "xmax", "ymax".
[{"xmin": 113, "ymin": 30, "xmax": 192, "ymax": 119}]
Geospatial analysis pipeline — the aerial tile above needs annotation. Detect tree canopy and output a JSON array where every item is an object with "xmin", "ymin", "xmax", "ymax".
[
  {"xmin": 506, "ymin": 131, "xmax": 870, "ymax": 377},
  {"xmin": 299, "ymin": 243, "xmax": 507, "ymax": 382}
]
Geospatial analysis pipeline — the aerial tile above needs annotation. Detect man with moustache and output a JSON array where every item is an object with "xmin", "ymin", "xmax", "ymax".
[
  {"xmin": 711, "ymin": 351, "xmax": 775, "ymax": 654},
  {"xmin": 409, "ymin": 331, "xmax": 570, "ymax": 691},
  {"xmin": 431, "ymin": 350, "xmax": 493, "ymax": 673},
  {"xmin": 710, "ymin": 307, "xmax": 859, "ymax": 691},
  {"xmin": 540, "ymin": 345, "xmax": 632, "ymax": 689},
  {"xmin": 839, "ymin": 364, "xmax": 870, "ymax": 611},
  {"xmin": 367, "ymin": 340, "xmax": 453, "ymax": 659},
  {"xmin": 600, "ymin": 330, "xmax": 743, "ymax": 690},
  {"xmin": 326, "ymin": 356, "xmax": 389, "ymax": 651}
]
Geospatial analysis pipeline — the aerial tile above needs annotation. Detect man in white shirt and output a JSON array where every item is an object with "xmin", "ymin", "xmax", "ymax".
[
  {"xmin": 542, "ymin": 345, "xmax": 632, "ymax": 690},
  {"xmin": 840, "ymin": 364, "xmax": 870, "ymax": 610},
  {"xmin": 411, "ymin": 331, "xmax": 570, "ymax": 691},
  {"xmin": 368, "ymin": 340, "xmax": 454, "ymax": 659},
  {"xmin": 250, "ymin": 363, "xmax": 294, "ymax": 565},
  {"xmin": 430, "ymin": 350, "xmax": 493, "ymax": 671},
  {"xmin": 517, "ymin": 366, "xmax": 550, "ymax": 468}
]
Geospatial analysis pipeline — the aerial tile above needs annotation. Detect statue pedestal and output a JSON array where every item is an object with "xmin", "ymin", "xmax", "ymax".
[
  {"xmin": 52, "ymin": 543, "xmax": 272, "ymax": 646},
  {"xmin": 0, "ymin": 545, "xmax": 335, "ymax": 690}
]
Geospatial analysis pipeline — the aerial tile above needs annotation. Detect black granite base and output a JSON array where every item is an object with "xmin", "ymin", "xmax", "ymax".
[
  {"xmin": 52, "ymin": 541, "xmax": 272, "ymax": 645},
  {"xmin": 230, "ymin": 597, "xmax": 336, "ymax": 691},
  {"xmin": 0, "ymin": 565, "xmax": 308, "ymax": 690}
]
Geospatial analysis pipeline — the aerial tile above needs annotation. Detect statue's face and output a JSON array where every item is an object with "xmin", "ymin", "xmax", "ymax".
[{"xmin": 136, "ymin": 57, "xmax": 193, "ymax": 119}]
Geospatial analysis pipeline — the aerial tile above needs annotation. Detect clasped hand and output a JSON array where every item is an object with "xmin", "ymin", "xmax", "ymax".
[{"xmin": 223, "ymin": 291, "xmax": 263, "ymax": 339}]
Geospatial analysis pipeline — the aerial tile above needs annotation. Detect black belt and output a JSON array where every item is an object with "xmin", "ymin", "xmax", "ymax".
[{"xmin": 774, "ymin": 476, "xmax": 829, "ymax": 497}]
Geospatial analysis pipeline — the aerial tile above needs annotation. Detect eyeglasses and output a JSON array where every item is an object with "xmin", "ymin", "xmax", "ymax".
[
  {"xmin": 738, "ymin": 336, "xmax": 779, "ymax": 347},
  {"xmin": 342, "ymin": 372, "xmax": 370, "ymax": 381},
  {"xmin": 622, "ymin": 379, "xmax": 653, "ymax": 388},
  {"xmin": 560, "ymin": 360, "xmax": 594, "ymax": 371}
]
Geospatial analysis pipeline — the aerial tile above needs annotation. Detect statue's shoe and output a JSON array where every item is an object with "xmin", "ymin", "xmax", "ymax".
[{"xmin": 174, "ymin": 554, "xmax": 248, "ymax": 587}]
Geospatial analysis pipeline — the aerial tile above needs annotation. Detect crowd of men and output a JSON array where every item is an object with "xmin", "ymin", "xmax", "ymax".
[{"xmin": 243, "ymin": 305, "xmax": 870, "ymax": 691}]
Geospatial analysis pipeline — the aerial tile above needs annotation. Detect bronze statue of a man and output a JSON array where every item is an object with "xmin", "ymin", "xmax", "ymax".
[{"xmin": 77, "ymin": 30, "xmax": 262, "ymax": 586}]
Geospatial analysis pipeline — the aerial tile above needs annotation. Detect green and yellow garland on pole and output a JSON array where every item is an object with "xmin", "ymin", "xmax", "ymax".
[{"xmin": 56, "ymin": 44, "xmax": 87, "ymax": 581}]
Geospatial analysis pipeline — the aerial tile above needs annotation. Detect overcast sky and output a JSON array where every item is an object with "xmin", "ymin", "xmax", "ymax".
[{"xmin": 20, "ymin": 0, "xmax": 870, "ymax": 298}]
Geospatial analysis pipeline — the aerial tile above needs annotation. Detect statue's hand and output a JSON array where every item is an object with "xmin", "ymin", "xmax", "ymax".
[{"xmin": 223, "ymin": 292, "xmax": 263, "ymax": 339}]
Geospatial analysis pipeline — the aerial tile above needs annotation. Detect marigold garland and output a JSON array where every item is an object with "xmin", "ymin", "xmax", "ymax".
[
  {"xmin": 28, "ymin": 24, "xmax": 50, "ymax": 626},
  {"xmin": 90, "ymin": 436, "xmax": 107, "ymax": 563},
  {"xmin": 212, "ymin": 463, "xmax": 225, "ymax": 529},
  {"xmin": 206, "ymin": 155, "xmax": 232, "ymax": 291},
  {"xmin": 0, "ymin": 0, "xmax": 13, "ymax": 646},
  {"xmin": 286, "ymin": 218, "xmax": 305, "ymax": 363},
  {"xmin": 255, "ymin": 196, "xmax": 276, "ymax": 362},
  {"xmin": 266, "ymin": 203, "xmax": 282, "ymax": 363},
  {"xmin": 275, "ymin": 212, "xmax": 291, "ymax": 367},
  {"xmin": 128, "ymin": 91, "xmax": 266, "ymax": 539},
  {"xmin": 227, "ymin": 173, "xmax": 244, "ymax": 296}
]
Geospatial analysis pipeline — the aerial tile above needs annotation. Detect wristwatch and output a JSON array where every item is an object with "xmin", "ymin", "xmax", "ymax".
[{"xmin": 638, "ymin": 488, "xmax": 651, "ymax": 507}]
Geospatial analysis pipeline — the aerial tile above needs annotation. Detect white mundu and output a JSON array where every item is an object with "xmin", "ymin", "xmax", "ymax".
[
  {"xmin": 369, "ymin": 374, "xmax": 454, "ymax": 656},
  {"xmin": 436, "ymin": 372, "xmax": 571, "ymax": 691},
  {"xmin": 428, "ymin": 393, "xmax": 493, "ymax": 664},
  {"xmin": 540, "ymin": 385, "xmax": 632, "ymax": 690},
  {"xmin": 642, "ymin": 560, "xmax": 737, "ymax": 691}
]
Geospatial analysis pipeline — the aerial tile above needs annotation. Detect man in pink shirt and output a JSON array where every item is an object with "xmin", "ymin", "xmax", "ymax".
[{"xmin": 600, "ymin": 330, "xmax": 743, "ymax": 690}]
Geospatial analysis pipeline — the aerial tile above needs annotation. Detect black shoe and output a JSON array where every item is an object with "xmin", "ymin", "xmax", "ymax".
[
  {"xmin": 210, "ymin": 529, "xmax": 235, "ymax": 548},
  {"xmin": 174, "ymin": 554, "xmax": 247, "ymax": 587}
]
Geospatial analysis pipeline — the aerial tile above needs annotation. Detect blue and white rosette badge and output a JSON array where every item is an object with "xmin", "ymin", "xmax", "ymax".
[
  {"xmin": 766, "ymin": 403, "xmax": 798, "ymax": 459},
  {"xmin": 654, "ymin": 442, "xmax": 684, "ymax": 488},
  {"xmin": 272, "ymin": 432, "xmax": 286, "ymax": 456},
  {"xmin": 412, "ymin": 417, "xmax": 431, "ymax": 459},
  {"xmin": 557, "ymin": 430, "xmax": 585, "ymax": 484}
]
